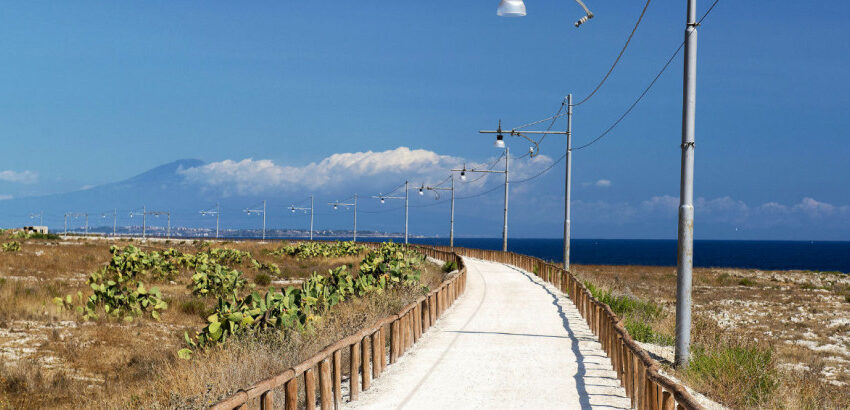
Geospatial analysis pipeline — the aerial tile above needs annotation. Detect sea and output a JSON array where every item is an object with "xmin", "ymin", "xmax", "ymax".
[{"xmin": 289, "ymin": 237, "xmax": 850, "ymax": 274}]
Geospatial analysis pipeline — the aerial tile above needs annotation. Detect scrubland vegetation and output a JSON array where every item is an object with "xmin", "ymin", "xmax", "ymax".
[
  {"xmin": 0, "ymin": 234, "xmax": 443, "ymax": 408},
  {"xmin": 575, "ymin": 264, "xmax": 850, "ymax": 408}
]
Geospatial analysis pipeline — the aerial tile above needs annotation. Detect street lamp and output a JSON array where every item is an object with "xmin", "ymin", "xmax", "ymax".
[
  {"xmin": 373, "ymin": 181, "xmax": 410, "ymax": 244},
  {"xmin": 423, "ymin": 175, "xmax": 456, "ymax": 248},
  {"xmin": 244, "ymin": 200, "xmax": 267, "ymax": 241},
  {"xmin": 497, "ymin": 0, "xmax": 700, "ymax": 367},
  {"xmin": 200, "ymin": 203, "xmax": 221, "ymax": 239},
  {"xmin": 452, "ymin": 148, "xmax": 510, "ymax": 252},
  {"xmin": 497, "ymin": 0, "xmax": 595, "ymax": 27},
  {"xmin": 497, "ymin": 0, "xmax": 526, "ymax": 17},
  {"xmin": 289, "ymin": 195, "xmax": 314, "ymax": 241},
  {"xmin": 329, "ymin": 195, "xmax": 358, "ymax": 242}
]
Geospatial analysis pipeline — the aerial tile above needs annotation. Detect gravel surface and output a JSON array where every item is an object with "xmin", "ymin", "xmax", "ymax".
[{"xmin": 343, "ymin": 257, "xmax": 631, "ymax": 409}]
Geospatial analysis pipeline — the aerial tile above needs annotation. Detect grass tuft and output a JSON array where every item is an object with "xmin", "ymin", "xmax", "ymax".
[
  {"xmin": 685, "ymin": 344, "xmax": 777, "ymax": 407},
  {"xmin": 254, "ymin": 273, "xmax": 272, "ymax": 287}
]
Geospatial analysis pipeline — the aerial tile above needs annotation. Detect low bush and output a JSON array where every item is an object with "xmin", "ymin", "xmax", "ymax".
[
  {"xmin": 685, "ymin": 343, "xmax": 777, "ymax": 407},
  {"xmin": 254, "ymin": 273, "xmax": 272, "ymax": 287},
  {"xmin": 2, "ymin": 241, "xmax": 21, "ymax": 252},
  {"xmin": 441, "ymin": 260, "xmax": 458, "ymax": 273}
]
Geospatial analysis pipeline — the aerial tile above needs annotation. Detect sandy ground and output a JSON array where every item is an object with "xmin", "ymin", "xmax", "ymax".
[{"xmin": 343, "ymin": 257, "xmax": 631, "ymax": 410}]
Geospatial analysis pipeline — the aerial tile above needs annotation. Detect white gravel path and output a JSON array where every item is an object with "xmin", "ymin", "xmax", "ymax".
[{"xmin": 343, "ymin": 257, "xmax": 632, "ymax": 410}]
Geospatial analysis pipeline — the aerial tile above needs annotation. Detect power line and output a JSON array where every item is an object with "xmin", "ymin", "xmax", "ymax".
[
  {"xmin": 573, "ymin": 0, "xmax": 652, "ymax": 107},
  {"xmin": 573, "ymin": 0, "xmax": 721, "ymax": 151}
]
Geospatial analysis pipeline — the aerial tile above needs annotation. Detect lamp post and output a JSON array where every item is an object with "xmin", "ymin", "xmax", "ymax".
[
  {"xmin": 129, "ymin": 206, "xmax": 148, "ymax": 239},
  {"xmin": 675, "ymin": 0, "xmax": 698, "ymax": 368},
  {"xmin": 480, "ymin": 118, "xmax": 572, "ymax": 267},
  {"xmin": 147, "ymin": 211, "xmax": 171, "ymax": 238},
  {"xmin": 101, "ymin": 209, "xmax": 117, "ymax": 237},
  {"xmin": 329, "ymin": 195, "xmax": 358, "ymax": 242},
  {"xmin": 200, "ymin": 203, "xmax": 221, "ymax": 239},
  {"xmin": 29, "ymin": 211, "xmax": 43, "ymax": 227},
  {"xmin": 422, "ymin": 176, "xmax": 455, "ymax": 248},
  {"xmin": 244, "ymin": 200, "xmax": 267, "ymax": 241},
  {"xmin": 290, "ymin": 195, "xmax": 315, "ymax": 241},
  {"xmin": 65, "ymin": 212, "xmax": 88, "ymax": 236},
  {"xmin": 373, "ymin": 181, "xmax": 409, "ymax": 244},
  {"xmin": 496, "ymin": 0, "xmax": 700, "ymax": 367},
  {"xmin": 452, "ymin": 147, "xmax": 510, "ymax": 252}
]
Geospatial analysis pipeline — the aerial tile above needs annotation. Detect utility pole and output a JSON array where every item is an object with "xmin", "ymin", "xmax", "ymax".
[
  {"xmin": 244, "ymin": 201, "xmax": 267, "ymax": 240},
  {"xmin": 30, "ymin": 212, "xmax": 43, "ymax": 226},
  {"xmin": 452, "ymin": 148, "xmax": 510, "ymax": 251},
  {"xmin": 675, "ymin": 0, "xmax": 698, "ymax": 369},
  {"xmin": 200, "ymin": 203, "xmax": 221, "ymax": 238},
  {"xmin": 404, "ymin": 181, "xmax": 409, "ymax": 244},
  {"xmin": 64, "ymin": 213, "xmax": 67, "ymax": 236},
  {"xmin": 502, "ymin": 147, "xmax": 509, "ymax": 252},
  {"xmin": 329, "ymin": 195, "xmax": 358, "ymax": 242},
  {"xmin": 146, "ymin": 211, "xmax": 171, "ymax": 238},
  {"xmin": 65, "ymin": 212, "xmax": 88, "ymax": 236},
  {"xmin": 423, "ymin": 175, "xmax": 455, "ymax": 248},
  {"xmin": 112, "ymin": 209, "xmax": 117, "ymax": 237},
  {"xmin": 310, "ymin": 196, "xmax": 314, "ymax": 241},
  {"xmin": 143, "ymin": 205, "xmax": 146, "ymax": 239},
  {"xmin": 564, "ymin": 94, "xmax": 573, "ymax": 270},
  {"xmin": 290, "ymin": 196, "xmax": 315, "ymax": 240},
  {"xmin": 373, "ymin": 187, "xmax": 407, "ymax": 243}
]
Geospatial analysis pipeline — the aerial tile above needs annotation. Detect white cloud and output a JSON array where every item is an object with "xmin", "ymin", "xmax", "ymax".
[
  {"xmin": 0, "ymin": 170, "xmax": 37, "ymax": 184},
  {"xmin": 595, "ymin": 179, "xmax": 611, "ymax": 188},
  {"xmin": 178, "ymin": 147, "xmax": 552, "ymax": 197},
  {"xmin": 0, "ymin": 194, "xmax": 12, "ymax": 200}
]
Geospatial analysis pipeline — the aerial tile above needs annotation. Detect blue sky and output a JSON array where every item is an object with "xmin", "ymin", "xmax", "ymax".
[{"xmin": 0, "ymin": 1, "xmax": 848, "ymax": 240}]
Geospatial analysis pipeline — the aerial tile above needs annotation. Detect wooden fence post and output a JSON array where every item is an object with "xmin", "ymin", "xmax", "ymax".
[
  {"xmin": 372, "ymin": 329, "xmax": 383, "ymax": 377},
  {"xmin": 285, "ymin": 377, "xmax": 298, "ymax": 410},
  {"xmin": 390, "ymin": 320, "xmax": 400, "ymax": 364},
  {"xmin": 333, "ymin": 349, "xmax": 342, "ymax": 409},
  {"xmin": 350, "ymin": 341, "xmax": 360, "ymax": 401},
  {"xmin": 260, "ymin": 390, "xmax": 273, "ymax": 410},
  {"xmin": 320, "ymin": 359, "xmax": 332, "ymax": 410},
  {"xmin": 361, "ymin": 335, "xmax": 371, "ymax": 391},
  {"xmin": 305, "ymin": 367, "xmax": 317, "ymax": 410}
]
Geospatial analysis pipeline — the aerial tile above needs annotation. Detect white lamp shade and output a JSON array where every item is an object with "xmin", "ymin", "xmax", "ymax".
[
  {"xmin": 494, "ymin": 138, "xmax": 506, "ymax": 148},
  {"xmin": 497, "ymin": 0, "xmax": 526, "ymax": 17}
]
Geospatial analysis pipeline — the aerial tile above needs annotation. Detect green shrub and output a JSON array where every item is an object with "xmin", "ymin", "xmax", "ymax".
[
  {"xmin": 441, "ymin": 260, "xmax": 458, "ymax": 273},
  {"xmin": 738, "ymin": 278, "xmax": 756, "ymax": 287},
  {"xmin": 686, "ymin": 344, "xmax": 777, "ymax": 407},
  {"xmin": 255, "ymin": 273, "xmax": 272, "ymax": 287},
  {"xmin": 625, "ymin": 318, "xmax": 674, "ymax": 345},
  {"xmin": 271, "ymin": 241, "xmax": 366, "ymax": 259},
  {"xmin": 2, "ymin": 241, "xmax": 21, "ymax": 252},
  {"xmin": 180, "ymin": 299, "xmax": 207, "ymax": 317}
]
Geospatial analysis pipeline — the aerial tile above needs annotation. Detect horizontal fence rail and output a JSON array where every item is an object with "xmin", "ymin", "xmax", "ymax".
[
  {"xmin": 431, "ymin": 245, "xmax": 703, "ymax": 410},
  {"xmin": 210, "ymin": 245, "xmax": 466, "ymax": 410}
]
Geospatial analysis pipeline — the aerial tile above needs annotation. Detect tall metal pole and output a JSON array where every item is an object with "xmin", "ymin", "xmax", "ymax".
[
  {"xmin": 64, "ymin": 213, "xmax": 67, "ymax": 236},
  {"xmin": 309, "ymin": 195, "xmax": 314, "ymax": 241},
  {"xmin": 564, "ymin": 94, "xmax": 573, "ymax": 270},
  {"xmin": 404, "ymin": 181, "xmax": 409, "ymax": 244},
  {"xmin": 502, "ymin": 147, "xmax": 509, "ymax": 252},
  {"xmin": 675, "ymin": 0, "xmax": 698, "ymax": 369},
  {"xmin": 167, "ymin": 213, "xmax": 171, "ymax": 238},
  {"xmin": 353, "ymin": 194, "xmax": 358, "ymax": 242},
  {"xmin": 216, "ymin": 203, "xmax": 220, "ymax": 239},
  {"xmin": 112, "ymin": 209, "xmax": 117, "ymax": 237},
  {"xmin": 142, "ymin": 205, "xmax": 147, "ymax": 239},
  {"xmin": 85, "ymin": 213, "xmax": 89, "ymax": 235},
  {"xmin": 262, "ymin": 200, "xmax": 267, "ymax": 241},
  {"xmin": 449, "ymin": 175, "xmax": 455, "ymax": 248}
]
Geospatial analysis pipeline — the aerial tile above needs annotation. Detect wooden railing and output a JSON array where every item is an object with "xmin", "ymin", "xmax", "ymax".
[
  {"xmin": 210, "ymin": 246, "xmax": 466, "ymax": 410},
  {"xmin": 429, "ymin": 245, "xmax": 703, "ymax": 410}
]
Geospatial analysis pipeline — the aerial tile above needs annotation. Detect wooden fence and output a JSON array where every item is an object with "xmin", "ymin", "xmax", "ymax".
[
  {"xmin": 210, "ymin": 246, "xmax": 466, "ymax": 410},
  {"xmin": 432, "ymin": 245, "xmax": 704, "ymax": 410}
]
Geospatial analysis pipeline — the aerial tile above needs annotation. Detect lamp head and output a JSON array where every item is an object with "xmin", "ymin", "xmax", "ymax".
[
  {"xmin": 495, "ymin": 133, "xmax": 505, "ymax": 148},
  {"xmin": 460, "ymin": 170, "xmax": 467, "ymax": 181},
  {"xmin": 333, "ymin": 204, "xmax": 338, "ymax": 210},
  {"xmin": 380, "ymin": 197, "xmax": 385, "ymax": 204},
  {"xmin": 418, "ymin": 186, "xmax": 424, "ymax": 196},
  {"xmin": 497, "ymin": 0, "xmax": 526, "ymax": 17}
]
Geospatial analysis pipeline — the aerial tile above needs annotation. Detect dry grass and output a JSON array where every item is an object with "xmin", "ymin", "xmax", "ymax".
[
  {"xmin": 574, "ymin": 264, "xmax": 850, "ymax": 408},
  {"xmin": 0, "ymin": 234, "xmax": 444, "ymax": 408}
]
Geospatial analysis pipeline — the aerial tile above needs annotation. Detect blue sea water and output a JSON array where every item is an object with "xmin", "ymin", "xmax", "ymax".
[{"xmin": 373, "ymin": 237, "xmax": 850, "ymax": 273}]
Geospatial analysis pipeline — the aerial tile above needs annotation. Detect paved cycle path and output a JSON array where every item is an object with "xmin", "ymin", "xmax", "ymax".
[{"xmin": 343, "ymin": 257, "xmax": 631, "ymax": 410}]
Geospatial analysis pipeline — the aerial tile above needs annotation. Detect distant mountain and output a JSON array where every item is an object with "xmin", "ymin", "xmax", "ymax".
[{"xmin": 1, "ymin": 159, "xmax": 213, "ymax": 229}]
